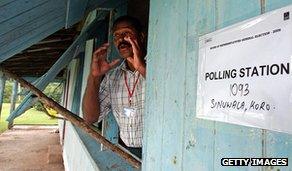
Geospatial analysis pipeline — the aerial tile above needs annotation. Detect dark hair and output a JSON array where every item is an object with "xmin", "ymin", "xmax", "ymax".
[{"xmin": 113, "ymin": 15, "xmax": 143, "ymax": 33}]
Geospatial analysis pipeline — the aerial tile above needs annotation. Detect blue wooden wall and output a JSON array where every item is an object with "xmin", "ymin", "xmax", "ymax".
[{"xmin": 143, "ymin": 0, "xmax": 292, "ymax": 171}]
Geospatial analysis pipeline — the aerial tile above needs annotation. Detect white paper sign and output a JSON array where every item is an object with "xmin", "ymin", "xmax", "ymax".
[{"xmin": 197, "ymin": 5, "xmax": 292, "ymax": 134}]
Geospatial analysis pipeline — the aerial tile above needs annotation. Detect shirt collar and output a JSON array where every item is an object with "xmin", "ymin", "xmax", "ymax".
[{"xmin": 119, "ymin": 60, "xmax": 139, "ymax": 75}]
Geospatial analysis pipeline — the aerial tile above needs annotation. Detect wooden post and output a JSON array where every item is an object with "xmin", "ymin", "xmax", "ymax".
[
  {"xmin": 0, "ymin": 67, "xmax": 141, "ymax": 169},
  {"xmin": 0, "ymin": 73, "xmax": 6, "ymax": 120},
  {"xmin": 10, "ymin": 81, "xmax": 18, "ymax": 114},
  {"xmin": 8, "ymin": 81, "xmax": 18, "ymax": 129}
]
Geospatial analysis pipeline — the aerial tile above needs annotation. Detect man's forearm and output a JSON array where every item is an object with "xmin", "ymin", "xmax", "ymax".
[
  {"xmin": 82, "ymin": 75, "xmax": 102, "ymax": 124},
  {"xmin": 137, "ymin": 63, "xmax": 146, "ymax": 78}
]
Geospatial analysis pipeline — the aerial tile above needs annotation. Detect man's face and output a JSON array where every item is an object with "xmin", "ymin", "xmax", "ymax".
[{"xmin": 113, "ymin": 21, "xmax": 140, "ymax": 59}]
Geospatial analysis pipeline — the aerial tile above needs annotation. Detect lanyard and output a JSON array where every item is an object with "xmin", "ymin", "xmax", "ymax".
[{"xmin": 124, "ymin": 71, "xmax": 140, "ymax": 106}]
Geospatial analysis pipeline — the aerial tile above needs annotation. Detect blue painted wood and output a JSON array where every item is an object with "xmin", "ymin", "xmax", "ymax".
[
  {"xmin": 143, "ymin": 0, "xmax": 188, "ymax": 170},
  {"xmin": 0, "ymin": 0, "xmax": 14, "ymax": 7},
  {"xmin": 265, "ymin": 0, "xmax": 292, "ymax": 12},
  {"xmin": 142, "ymin": 0, "xmax": 166, "ymax": 169},
  {"xmin": 0, "ymin": 0, "xmax": 62, "ymax": 37},
  {"xmin": 263, "ymin": 2, "xmax": 292, "ymax": 171},
  {"xmin": 71, "ymin": 56, "xmax": 84, "ymax": 114},
  {"xmin": 74, "ymin": 126, "xmax": 139, "ymax": 171},
  {"xmin": 0, "ymin": 0, "xmax": 118, "ymax": 63},
  {"xmin": 65, "ymin": 0, "xmax": 88, "ymax": 28},
  {"xmin": 159, "ymin": 1, "xmax": 187, "ymax": 170},
  {"xmin": 215, "ymin": 0, "xmax": 261, "ymax": 29},
  {"xmin": 145, "ymin": 1, "xmax": 292, "ymax": 171},
  {"xmin": 0, "ymin": 74, "xmax": 6, "ymax": 117},
  {"xmin": 10, "ymin": 81, "xmax": 18, "ymax": 114},
  {"xmin": 212, "ymin": 1, "xmax": 264, "ymax": 171},
  {"xmin": 0, "ymin": 0, "xmax": 49, "ymax": 23},
  {"xmin": 0, "ymin": 5, "xmax": 66, "ymax": 62},
  {"xmin": 0, "ymin": 9, "xmax": 64, "ymax": 47},
  {"xmin": 266, "ymin": 131, "xmax": 292, "ymax": 171},
  {"xmin": 86, "ymin": 0, "xmax": 126, "ymax": 11},
  {"xmin": 182, "ymin": 1, "xmax": 216, "ymax": 170}
]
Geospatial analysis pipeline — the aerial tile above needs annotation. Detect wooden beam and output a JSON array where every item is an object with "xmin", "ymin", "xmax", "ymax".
[
  {"xmin": 36, "ymin": 37, "xmax": 74, "ymax": 45},
  {"xmin": 28, "ymin": 45, "xmax": 71, "ymax": 50},
  {"xmin": 23, "ymin": 47, "xmax": 67, "ymax": 53},
  {"xmin": 10, "ymin": 81, "xmax": 18, "ymax": 114},
  {"xmin": 1, "ymin": 67, "xmax": 141, "ymax": 169},
  {"xmin": 31, "ymin": 41, "xmax": 73, "ymax": 48},
  {"xmin": 0, "ymin": 73, "xmax": 6, "ymax": 119},
  {"xmin": 17, "ymin": 49, "xmax": 64, "ymax": 56},
  {"xmin": 5, "ymin": 17, "xmax": 102, "ymax": 127},
  {"xmin": 3, "ymin": 58, "xmax": 57, "ymax": 64},
  {"xmin": 8, "ymin": 81, "xmax": 18, "ymax": 129},
  {"xmin": 7, "ymin": 55, "xmax": 58, "ymax": 60}
]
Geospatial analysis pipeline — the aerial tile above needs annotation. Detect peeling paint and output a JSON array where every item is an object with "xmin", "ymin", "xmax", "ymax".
[{"xmin": 186, "ymin": 134, "xmax": 196, "ymax": 150}]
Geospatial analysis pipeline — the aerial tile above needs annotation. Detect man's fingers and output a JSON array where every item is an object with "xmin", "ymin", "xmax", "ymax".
[
  {"xmin": 124, "ymin": 37, "xmax": 140, "ymax": 58},
  {"xmin": 93, "ymin": 43, "xmax": 109, "ymax": 54},
  {"xmin": 93, "ymin": 43, "xmax": 109, "ymax": 60}
]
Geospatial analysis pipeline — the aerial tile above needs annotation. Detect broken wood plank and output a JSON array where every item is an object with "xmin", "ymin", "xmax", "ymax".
[{"xmin": 0, "ymin": 66, "xmax": 141, "ymax": 169}]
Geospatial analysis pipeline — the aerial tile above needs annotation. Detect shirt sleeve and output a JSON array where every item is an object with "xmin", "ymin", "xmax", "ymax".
[{"xmin": 97, "ymin": 74, "xmax": 111, "ymax": 123}]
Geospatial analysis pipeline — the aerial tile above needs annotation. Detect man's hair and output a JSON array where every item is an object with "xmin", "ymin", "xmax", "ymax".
[{"xmin": 113, "ymin": 15, "xmax": 143, "ymax": 33}]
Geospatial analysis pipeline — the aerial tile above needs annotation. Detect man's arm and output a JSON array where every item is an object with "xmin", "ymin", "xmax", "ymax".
[{"xmin": 82, "ymin": 43, "xmax": 120, "ymax": 124}]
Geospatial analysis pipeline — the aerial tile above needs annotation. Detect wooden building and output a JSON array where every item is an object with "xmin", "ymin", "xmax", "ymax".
[{"xmin": 0, "ymin": 0, "xmax": 292, "ymax": 170}]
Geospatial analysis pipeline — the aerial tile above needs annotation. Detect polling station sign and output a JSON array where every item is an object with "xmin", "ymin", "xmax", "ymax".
[{"xmin": 197, "ymin": 5, "xmax": 292, "ymax": 134}]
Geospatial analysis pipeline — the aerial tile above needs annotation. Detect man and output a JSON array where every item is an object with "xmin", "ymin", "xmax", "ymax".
[{"xmin": 82, "ymin": 16, "xmax": 146, "ymax": 158}]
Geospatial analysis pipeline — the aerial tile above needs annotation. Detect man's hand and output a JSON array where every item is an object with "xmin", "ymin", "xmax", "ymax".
[
  {"xmin": 91, "ymin": 43, "xmax": 120, "ymax": 77},
  {"xmin": 124, "ymin": 37, "xmax": 146, "ymax": 77}
]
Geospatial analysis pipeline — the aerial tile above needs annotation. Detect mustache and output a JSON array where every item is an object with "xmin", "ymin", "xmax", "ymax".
[{"xmin": 118, "ymin": 41, "xmax": 131, "ymax": 49}]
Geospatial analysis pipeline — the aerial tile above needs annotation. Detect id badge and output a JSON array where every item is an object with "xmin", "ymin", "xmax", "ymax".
[{"xmin": 123, "ymin": 107, "xmax": 137, "ymax": 117}]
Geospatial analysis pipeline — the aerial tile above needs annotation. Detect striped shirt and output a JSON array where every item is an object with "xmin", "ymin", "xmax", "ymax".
[{"xmin": 97, "ymin": 61, "xmax": 145, "ymax": 147}]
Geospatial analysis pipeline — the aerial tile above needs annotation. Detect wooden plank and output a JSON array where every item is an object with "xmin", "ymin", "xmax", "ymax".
[
  {"xmin": 0, "ymin": 0, "xmax": 51, "ymax": 23},
  {"xmin": 65, "ymin": 0, "xmax": 88, "ymax": 28},
  {"xmin": 9, "ymin": 81, "xmax": 18, "ymax": 114},
  {"xmin": 215, "ymin": 0, "xmax": 261, "ymax": 29},
  {"xmin": 0, "ymin": 0, "xmax": 64, "ymax": 37},
  {"xmin": 70, "ymin": 57, "xmax": 84, "ymax": 114},
  {"xmin": 143, "ymin": 0, "xmax": 187, "ymax": 170},
  {"xmin": 0, "ymin": 0, "xmax": 14, "ymax": 7},
  {"xmin": 142, "ymin": 0, "xmax": 167, "ymax": 169},
  {"xmin": 0, "ymin": 6, "xmax": 65, "ymax": 48},
  {"xmin": 266, "ymin": 131, "xmax": 292, "ymax": 171},
  {"xmin": 0, "ymin": 73, "xmax": 6, "ymax": 118},
  {"xmin": 182, "ymin": 0, "xmax": 216, "ymax": 170},
  {"xmin": 159, "ymin": 0, "xmax": 187, "ymax": 170},
  {"xmin": 86, "ymin": 0, "xmax": 126, "ymax": 11},
  {"xmin": 0, "ymin": 17, "xmax": 65, "ymax": 63},
  {"xmin": 213, "ymin": 1, "xmax": 263, "ymax": 171},
  {"xmin": 265, "ymin": 0, "xmax": 292, "ymax": 12},
  {"xmin": 263, "ymin": 2, "xmax": 292, "ymax": 171}
]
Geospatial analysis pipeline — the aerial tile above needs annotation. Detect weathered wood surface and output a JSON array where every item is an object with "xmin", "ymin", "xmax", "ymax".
[
  {"xmin": 9, "ymin": 81, "xmax": 18, "ymax": 114},
  {"xmin": 0, "ymin": 74, "xmax": 6, "ymax": 118},
  {"xmin": 144, "ymin": 0, "xmax": 292, "ymax": 170},
  {"xmin": 0, "ymin": 67, "xmax": 141, "ymax": 169},
  {"xmin": 6, "ymin": 18, "xmax": 106, "ymax": 123}
]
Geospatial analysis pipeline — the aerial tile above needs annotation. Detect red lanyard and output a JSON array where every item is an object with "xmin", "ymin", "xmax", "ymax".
[{"xmin": 124, "ymin": 71, "xmax": 140, "ymax": 106}]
